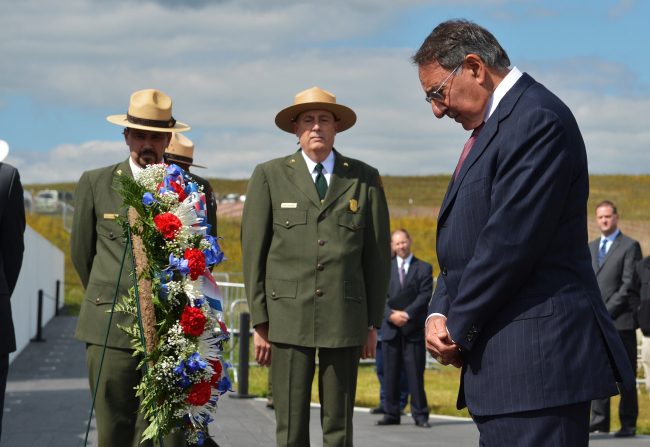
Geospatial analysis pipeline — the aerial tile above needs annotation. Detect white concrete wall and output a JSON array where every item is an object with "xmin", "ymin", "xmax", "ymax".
[{"xmin": 9, "ymin": 225, "xmax": 65, "ymax": 364}]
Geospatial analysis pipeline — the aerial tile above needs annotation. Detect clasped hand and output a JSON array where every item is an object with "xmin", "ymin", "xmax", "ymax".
[{"xmin": 425, "ymin": 315, "xmax": 463, "ymax": 368}]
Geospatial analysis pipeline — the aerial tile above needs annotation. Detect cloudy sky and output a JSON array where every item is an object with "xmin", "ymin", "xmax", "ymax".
[{"xmin": 2, "ymin": 0, "xmax": 649, "ymax": 184}]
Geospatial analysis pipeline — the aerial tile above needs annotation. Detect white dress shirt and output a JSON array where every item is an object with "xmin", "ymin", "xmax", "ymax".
[
  {"xmin": 600, "ymin": 229, "xmax": 620, "ymax": 255},
  {"xmin": 129, "ymin": 156, "xmax": 143, "ymax": 178},
  {"xmin": 301, "ymin": 149, "xmax": 335, "ymax": 186},
  {"xmin": 427, "ymin": 66, "xmax": 524, "ymax": 330}
]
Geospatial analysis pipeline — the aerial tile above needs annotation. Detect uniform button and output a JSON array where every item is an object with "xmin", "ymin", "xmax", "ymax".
[
  {"xmin": 351, "ymin": 224, "xmax": 356, "ymax": 230},
  {"xmin": 271, "ymin": 292, "xmax": 276, "ymax": 297},
  {"xmin": 319, "ymin": 213, "xmax": 326, "ymax": 221},
  {"xmin": 358, "ymin": 296, "xmax": 363, "ymax": 301},
  {"xmin": 95, "ymin": 298, "xmax": 100, "ymax": 303},
  {"xmin": 316, "ymin": 289, "xmax": 323, "ymax": 297},
  {"xmin": 442, "ymin": 268, "xmax": 448, "ymax": 276},
  {"xmin": 109, "ymin": 232, "xmax": 114, "ymax": 237},
  {"xmin": 285, "ymin": 221, "xmax": 290, "ymax": 226},
  {"xmin": 318, "ymin": 239, "xmax": 325, "ymax": 246},
  {"xmin": 317, "ymin": 264, "xmax": 324, "ymax": 271}
]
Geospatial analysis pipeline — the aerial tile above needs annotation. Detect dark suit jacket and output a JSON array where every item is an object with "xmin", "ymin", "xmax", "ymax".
[
  {"xmin": 630, "ymin": 256, "xmax": 650, "ymax": 336},
  {"xmin": 0, "ymin": 163, "xmax": 26, "ymax": 355},
  {"xmin": 382, "ymin": 256, "xmax": 433, "ymax": 341},
  {"xmin": 428, "ymin": 73, "xmax": 635, "ymax": 416},
  {"xmin": 589, "ymin": 232, "xmax": 642, "ymax": 331}
]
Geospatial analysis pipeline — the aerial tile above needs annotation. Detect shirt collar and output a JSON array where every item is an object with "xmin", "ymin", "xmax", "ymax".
[
  {"xmin": 397, "ymin": 253, "xmax": 414, "ymax": 268},
  {"xmin": 601, "ymin": 229, "xmax": 620, "ymax": 245},
  {"xmin": 484, "ymin": 66, "xmax": 523, "ymax": 123},
  {"xmin": 129, "ymin": 156, "xmax": 143, "ymax": 178},
  {"xmin": 301, "ymin": 149, "xmax": 336, "ymax": 176}
]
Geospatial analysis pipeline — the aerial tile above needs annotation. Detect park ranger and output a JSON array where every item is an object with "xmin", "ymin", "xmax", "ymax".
[
  {"xmin": 72, "ymin": 89, "xmax": 217, "ymax": 446},
  {"xmin": 242, "ymin": 87, "xmax": 392, "ymax": 447}
]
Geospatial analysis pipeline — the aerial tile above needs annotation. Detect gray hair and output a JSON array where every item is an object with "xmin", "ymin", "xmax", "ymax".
[{"xmin": 412, "ymin": 19, "xmax": 510, "ymax": 71}]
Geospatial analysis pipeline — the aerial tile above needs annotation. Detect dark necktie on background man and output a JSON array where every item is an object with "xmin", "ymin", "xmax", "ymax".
[
  {"xmin": 454, "ymin": 122, "xmax": 485, "ymax": 181},
  {"xmin": 399, "ymin": 263, "xmax": 406, "ymax": 288},
  {"xmin": 599, "ymin": 240, "xmax": 608, "ymax": 267},
  {"xmin": 315, "ymin": 163, "xmax": 328, "ymax": 200}
]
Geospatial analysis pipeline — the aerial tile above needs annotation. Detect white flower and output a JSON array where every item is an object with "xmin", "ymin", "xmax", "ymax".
[{"xmin": 183, "ymin": 277, "xmax": 204, "ymax": 305}]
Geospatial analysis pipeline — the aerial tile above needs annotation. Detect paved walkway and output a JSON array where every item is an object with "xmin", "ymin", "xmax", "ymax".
[{"xmin": 2, "ymin": 315, "xmax": 649, "ymax": 446}]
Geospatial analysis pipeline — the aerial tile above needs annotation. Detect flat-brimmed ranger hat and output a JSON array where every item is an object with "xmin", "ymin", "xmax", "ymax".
[
  {"xmin": 165, "ymin": 133, "xmax": 206, "ymax": 169},
  {"xmin": 107, "ymin": 89, "xmax": 190, "ymax": 132},
  {"xmin": 275, "ymin": 87, "xmax": 356, "ymax": 133}
]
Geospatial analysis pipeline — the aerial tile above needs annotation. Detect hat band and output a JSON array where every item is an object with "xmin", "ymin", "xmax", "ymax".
[
  {"xmin": 127, "ymin": 113, "xmax": 177, "ymax": 129},
  {"xmin": 165, "ymin": 153, "xmax": 193, "ymax": 164}
]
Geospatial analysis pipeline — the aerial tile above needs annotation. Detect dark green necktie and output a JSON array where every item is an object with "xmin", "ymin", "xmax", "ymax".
[{"xmin": 315, "ymin": 163, "xmax": 328, "ymax": 200}]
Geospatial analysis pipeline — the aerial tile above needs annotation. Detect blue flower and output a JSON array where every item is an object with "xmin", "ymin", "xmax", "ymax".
[
  {"xmin": 203, "ymin": 236, "xmax": 226, "ymax": 266},
  {"xmin": 167, "ymin": 164, "xmax": 185, "ymax": 179},
  {"xmin": 160, "ymin": 284, "xmax": 169, "ymax": 300},
  {"xmin": 166, "ymin": 253, "xmax": 190, "ymax": 275},
  {"xmin": 174, "ymin": 360, "xmax": 192, "ymax": 388},
  {"xmin": 185, "ymin": 352, "xmax": 207, "ymax": 373},
  {"xmin": 185, "ymin": 182, "xmax": 199, "ymax": 195},
  {"xmin": 194, "ymin": 298, "xmax": 205, "ymax": 308},
  {"xmin": 142, "ymin": 192, "xmax": 156, "ymax": 206},
  {"xmin": 202, "ymin": 414, "xmax": 214, "ymax": 426},
  {"xmin": 196, "ymin": 431, "xmax": 205, "ymax": 445},
  {"xmin": 217, "ymin": 376, "xmax": 231, "ymax": 392}
]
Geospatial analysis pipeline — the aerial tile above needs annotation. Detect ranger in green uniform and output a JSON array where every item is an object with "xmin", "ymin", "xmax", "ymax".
[
  {"xmin": 71, "ymin": 89, "xmax": 194, "ymax": 446},
  {"xmin": 242, "ymin": 87, "xmax": 392, "ymax": 447},
  {"xmin": 164, "ymin": 132, "xmax": 218, "ymax": 236}
]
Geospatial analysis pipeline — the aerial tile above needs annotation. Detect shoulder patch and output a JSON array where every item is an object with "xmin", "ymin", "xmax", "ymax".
[{"xmin": 378, "ymin": 175, "xmax": 384, "ymax": 192}]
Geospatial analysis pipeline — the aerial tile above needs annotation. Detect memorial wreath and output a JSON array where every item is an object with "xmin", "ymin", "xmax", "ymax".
[{"xmin": 113, "ymin": 163, "xmax": 231, "ymax": 445}]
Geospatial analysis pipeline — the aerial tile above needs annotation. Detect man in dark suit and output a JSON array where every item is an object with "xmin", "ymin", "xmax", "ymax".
[
  {"xmin": 588, "ymin": 201, "xmax": 642, "ymax": 437},
  {"xmin": 375, "ymin": 229, "xmax": 432, "ymax": 428},
  {"xmin": 0, "ymin": 157, "xmax": 25, "ymax": 442},
  {"xmin": 415, "ymin": 20, "xmax": 635, "ymax": 446}
]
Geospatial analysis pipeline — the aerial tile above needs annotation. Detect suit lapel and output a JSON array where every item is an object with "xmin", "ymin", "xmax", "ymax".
[
  {"xmin": 285, "ymin": 152, "xmax": 322, "ymax": 208},
  {"xmin": 597, "ymin": 232, "xmax": 623, "ymax": 274},
  {"xmin": 437, "ymin": 74, "xmax": 536, "ymax": 221},
  {"xmin": 321, "ymin": 150, "xmax": 355, "ymax": 212},
  {"xmin": 403, "ymin": 256, "xmax": 418, "ymax": 289}
]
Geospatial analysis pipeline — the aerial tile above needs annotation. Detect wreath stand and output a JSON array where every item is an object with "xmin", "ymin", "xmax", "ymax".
[{"xmin": 83, "ymin": 207, "xmax": 164, "ymax": 446}]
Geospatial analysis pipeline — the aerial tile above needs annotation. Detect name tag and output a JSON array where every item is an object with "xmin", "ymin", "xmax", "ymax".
[
  {"xmin": 281, "ymin": 203, "xmax": 297, "ymax": 208},
  {"xmin": 104, "ymin": 214, "xmax": 118, "ymax": 219}
]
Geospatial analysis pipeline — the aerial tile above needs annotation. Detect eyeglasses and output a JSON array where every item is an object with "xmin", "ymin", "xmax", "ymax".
[{"xmin": 424, "ymin": 62, "xmax": 463, "ymax": 104}]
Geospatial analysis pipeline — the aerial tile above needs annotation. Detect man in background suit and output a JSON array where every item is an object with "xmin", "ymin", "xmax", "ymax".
[
  {"xmin": 417, "ymin": 20, "xmax": 635, "ymax": 446},
  {"xmin": 588, "ymin": 200, "xmax": 642, "ymax": 437},
  {"xmin": 72, "ymin": 89, "xmax": 194, "ymax": 446},
  {"xmin": 0, "ymin": 150, "xmax": 26, "ymax": 442},
  {"xmin": 375, "ymin": 229, "xmax": 432, "ymax": 428}
]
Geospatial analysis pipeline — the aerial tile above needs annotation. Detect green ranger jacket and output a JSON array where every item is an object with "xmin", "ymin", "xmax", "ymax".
[
  {"xmin": 242, "ymin": 150, "xmax": 391, "ymax": 348},
  {"xmin": 72, "ymin": 158, "xmax": 136, "ymax": 349},
  {"xmin": 71, "ymin": 158, "xmax": 219, "ymax": 348}
]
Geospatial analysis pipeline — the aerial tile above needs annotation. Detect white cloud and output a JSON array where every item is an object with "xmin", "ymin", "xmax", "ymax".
[
  {"xmin": 9, "ymin": 141, "xmax": 127, "ymax": 185},
  {"xmin": 2, "ymin": 0, "xmax": 649, "ymax": 182}
]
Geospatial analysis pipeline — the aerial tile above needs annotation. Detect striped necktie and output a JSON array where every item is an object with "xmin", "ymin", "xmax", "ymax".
[
  {"xmin": 598, "ymin": 240, "xmax": 608, "ymax": 267},
  {"xmin": 454, "ymin": 122, "xmax": 485, "ymax": 181}
]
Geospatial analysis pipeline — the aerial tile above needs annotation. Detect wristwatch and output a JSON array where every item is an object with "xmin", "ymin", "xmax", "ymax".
[{"xmin": 367, "ymin": 325, "xmax": 375, "ymax": 330}]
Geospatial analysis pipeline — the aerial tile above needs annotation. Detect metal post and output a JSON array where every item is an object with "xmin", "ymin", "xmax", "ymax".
[
  {"xmin": 31, "ymin": 290, "xmax": 46, "ymax": 342},
  {"xmin": 55, "ymin": 280, "xmax": 61, "ymax": 316},
  {"xmin": 229, "ymin": 312, "xmax": 257, "ymax": 399}
]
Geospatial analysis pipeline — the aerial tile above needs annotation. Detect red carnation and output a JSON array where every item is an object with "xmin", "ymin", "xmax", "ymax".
[
  {"xmin": 184, "ymin": 248, "xmax": 205, "ymax": 281},
  {"xmin": 169, "ymin": 181, "xmax": 187, "ymax": 202},
  {"xmin": 154, "ymin": 213, "xmax": 182, "ymax": 240},
  {"xmin": 209, "ymin": 359, "xmax": 223, "ymax": 387},
  {"xmin": 180, "ymin": 305, "xmax": 207, "ymax": 337},
  {"xmin": 185, "ymin": 380, "xmax": 212, "ymax": 407}
]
